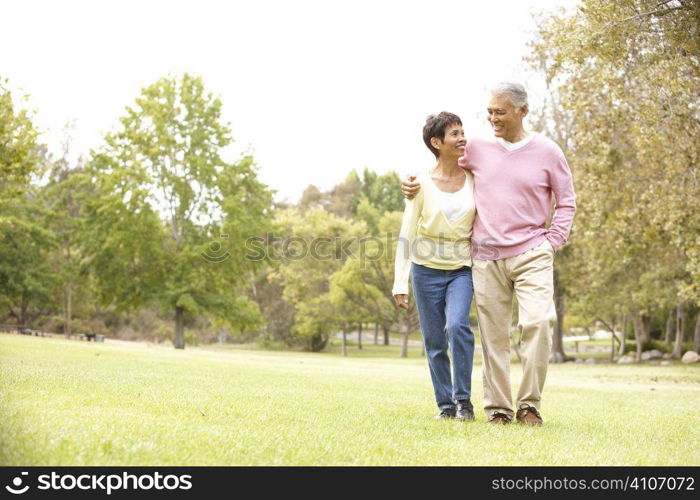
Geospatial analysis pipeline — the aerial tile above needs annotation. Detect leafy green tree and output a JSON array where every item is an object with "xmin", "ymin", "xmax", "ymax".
[
  {"xmin": 299, "ymin": 168, "xmax": 403, "ymax": 220},
  {"xmin": 0, "ymin": 77, "xmax": 41, "ymax": 209},
  {"xmin": 529, "ymin": 0, "xmax": 700, "ymax": 361},
  {"xmin": 329, "ymin": 211, "xmax": 419, "ymax": 357},
  {"xmin": 38, "ymin": 124, "xmax": 96, "ymax": 337},
  {"xmin": 270, "ymin": 207, "xmax": 366, "ymax": 351},
  {"xmin": 85, "ymin": 73, "xmax": 271, "ymax": 348},
  {"xmin": 364, "ymin": 170, "xmax": 405, "ymax": 214},
  {"xmin": 0, "ymin": 193, "xmax": 57, "ymax": 325},
  {"xmin": 298, "ymin": 171, "xmax": 361, "ymax": 217}
]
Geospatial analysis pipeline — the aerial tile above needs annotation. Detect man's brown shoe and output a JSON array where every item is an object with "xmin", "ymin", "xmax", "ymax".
[
  {"xmin": 516, "ymin": 404, "xmax": 543, "ymax": 426},
  {"xmin": 487, "ymin": 411, "xmax": 512, "ymax": 425}
]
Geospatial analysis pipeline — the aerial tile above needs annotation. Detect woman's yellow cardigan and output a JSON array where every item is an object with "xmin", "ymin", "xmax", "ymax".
[{"xmin": 392, "ymin": 171, "xmax": 476, "ymax": 296}]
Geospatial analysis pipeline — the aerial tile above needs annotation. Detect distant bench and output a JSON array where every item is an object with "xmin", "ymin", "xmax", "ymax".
[
  {"xmin": 0, "ymin": 325, "xmax": 103, "ymax": 342},
  {"xmin": 0, "ymin": 325, "xmax": 48, "ymax": 337},
  {"xmin": 72, "ymin": 333, "xmax": 104, "ymax": 342}
]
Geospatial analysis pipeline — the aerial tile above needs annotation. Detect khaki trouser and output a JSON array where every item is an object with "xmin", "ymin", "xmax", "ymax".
[{"xmin": 472, "ymin": 239, "xmax": 557, "ymax": 418}]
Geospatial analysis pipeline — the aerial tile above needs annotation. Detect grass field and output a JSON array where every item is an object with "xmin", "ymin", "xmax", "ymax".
[{"xmin": 1, "ymin": 333, "xmax": 699, "ymax": 466}]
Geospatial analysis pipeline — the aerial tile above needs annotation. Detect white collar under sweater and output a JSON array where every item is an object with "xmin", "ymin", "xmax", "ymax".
[{"xmin": 496, "ymin": 132, "xmax": 535, "ymax": 151}]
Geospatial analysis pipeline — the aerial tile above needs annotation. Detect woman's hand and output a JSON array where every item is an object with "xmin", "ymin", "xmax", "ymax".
[
  {"xmin": 393, "ymin": 294, "xmax": 409, "ymax": 309},
  {"xmin": 401, "ymin": 175, "xmax": 421, "ymax": 199}
]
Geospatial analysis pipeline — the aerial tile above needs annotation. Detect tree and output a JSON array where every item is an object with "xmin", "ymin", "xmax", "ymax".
[
  {"xmin": 528, "ymin": 1, "xmax": 700, "ymax": 361},
  {"xmin": 525, "ymin": 28, "xmax": 579, "ymax": 363},
  {"xmin": 259, "ymin": 169, "xmax": 404, "ymax": 351},
  {"xmin": 298, "ymin": 172, "xmax": 360, "ymax": 217},
  {"xmin": 0, "ymin": 193, "xmax": 57, "ymax": 325},
  {"xmin": 248, "ymin": 265, "xmax": 296, "ymax": 346},
  {"xmin": 85, "ymin": 73, "xmax": 271, "ymax": 348},
  {"xmin": 328, "ymin": 281, "xmax": 366, "ymax": 356},
  {"xmin": 672, "ymin": 302, "xmax": 686, "ymax": 359},
  {"xmin": 694, "ymin": 313, "xmax": 700, "ymax": 353},
  {"xmin": 0, "ymin": 77, "xmax": 41, "ymax": 209},
  {"xmin": 326, "ymin": 170, "xmax": 360, "ymax": 217},
  {"xmin": 41, "ymin": 123, "xmax": 93, "ymax": 337},
  {"xmin": 362, "ymin": 170, "xmax": 405, "ymax": 215},
  {"xmin": 298, "ymin": 168, "xmax": 404, "ymax": 220},
  {"xmin": 270, "ymin": 207, "xmax": 367, "ymax": 351},
  {"xmin": 329, "ymin": 210, "xmax": 419, "ymax": 357}
]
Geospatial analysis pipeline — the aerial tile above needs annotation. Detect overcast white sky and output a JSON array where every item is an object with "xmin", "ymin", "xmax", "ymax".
[{"xmin": 2, "ymin": 0, "xmax": 576, "ymax": 203}]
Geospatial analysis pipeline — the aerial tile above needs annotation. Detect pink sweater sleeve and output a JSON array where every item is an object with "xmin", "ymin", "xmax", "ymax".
[
  {"xmin": 545, "ymin": 152, "xmax": 576, "ymax": 250},
  {"xmin": 458, "ymin": 145, "xmax": 470, "ymax": 170}
]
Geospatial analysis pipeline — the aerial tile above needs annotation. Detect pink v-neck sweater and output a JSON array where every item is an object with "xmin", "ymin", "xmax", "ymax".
[{"xmin": 457, "ymin": 133, "xmax": 576, "ymax": 260}]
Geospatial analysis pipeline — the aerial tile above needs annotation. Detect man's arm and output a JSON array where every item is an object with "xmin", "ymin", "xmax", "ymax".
[
  {"xmin": 401, "ymin": 174, "xmax": 421, "ymax": 200},
  {"xmin": 402, "ymin": 140, "xmax": 470, "ymax": 199},
  {"xmin": 546, "ymin": 153, "xmax": 576, "ymax": 250}
]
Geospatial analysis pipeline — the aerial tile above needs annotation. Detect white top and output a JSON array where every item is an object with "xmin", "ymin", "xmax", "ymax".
[
  {"xmin": 435, "ymin": 183, "xmax": 470, "ymax": 221},
  {"xmin": 391, "ymin": 171, "xmax": 475, "ymax": 295},
  {"xmin": 496, "ymin": 132, "xmax": 535, "ymax": 151}
]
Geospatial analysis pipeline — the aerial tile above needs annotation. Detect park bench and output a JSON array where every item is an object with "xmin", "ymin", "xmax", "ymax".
[
  {"xmin": 73, "ymin": 332, "xmax": 104, "ymax": 342},
  {"xmin": 19, "ymin": 327, "xmax": 45, "ymax": 337},
  {"xmin": 0, "ymin": 325, "xmax": 48, "ymax": 336}
]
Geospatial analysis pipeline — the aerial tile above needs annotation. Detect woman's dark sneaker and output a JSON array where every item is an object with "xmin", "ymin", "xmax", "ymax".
[
  {"xmin": 434, "ymin": 408, "xmax": 457, "ymax": 419},
  {"xmin": 456, "ymin": 399, "xmax": 475, "ymax": 421}
]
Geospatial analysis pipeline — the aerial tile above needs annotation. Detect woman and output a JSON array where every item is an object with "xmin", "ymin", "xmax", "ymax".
[{"xmin": 392, "ymin": 112, "xmax": 476, "ymax": 420}]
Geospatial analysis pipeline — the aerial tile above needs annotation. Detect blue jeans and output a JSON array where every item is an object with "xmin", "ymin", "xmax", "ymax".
[{"xmin": 411, "ymin": 263, "xmax": 475, "ymax": 410}]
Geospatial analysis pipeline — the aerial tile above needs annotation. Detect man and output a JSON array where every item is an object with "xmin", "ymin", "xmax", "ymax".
[{"xmin": 401, "ymin": 82, "xmax": 576, "ymax": 425}]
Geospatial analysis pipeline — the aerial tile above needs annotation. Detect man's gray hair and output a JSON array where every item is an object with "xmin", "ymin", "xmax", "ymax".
[{"xmin": 490, "ymin": 82, "xmax": 528, "ymax": 109}]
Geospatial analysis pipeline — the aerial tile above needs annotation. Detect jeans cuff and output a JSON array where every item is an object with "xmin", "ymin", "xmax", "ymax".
[{"xmin": 439, "ymin": 404, "xmax": 456, "ymax": 410}]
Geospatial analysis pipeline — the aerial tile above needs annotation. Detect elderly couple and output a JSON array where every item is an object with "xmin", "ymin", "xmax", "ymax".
[{"xmin": 392, "ymin": 82, "xmax": 576, "ymax": 425}]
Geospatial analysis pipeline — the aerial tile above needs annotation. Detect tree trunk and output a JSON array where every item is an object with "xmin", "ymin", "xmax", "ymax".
[
  {"xmin": 174, "ymin": 306, "xmax": 185, "ymax": 349},
  {"xmin": 694, "ymin": 313, "xmax": 700, "ymax": 353},
  {"xmin": 382, "ymin": 325, "xmax": 389, "ymax": 345},
  {"xmin": 550, "ymin": 281, "xmax": 566, "ymax": 363},
  {"xmin": 341, "ymin": 323, "xmax": 347, "ymax": 357},
  {"xmin": 596, "ymin": 317, "xmax": 620, "ymax": 362},
  {"xmin": 640, "ymin": 314, "xmax": 652, "ymax": 346},
  {"xmin": 19, "ymin": 301, "xmax": 28, "ymax": 326},
  {"xmin": 374, "ymin": 322, "xmax": 378, "ymax": 345},
  {"xmin": 399, "ymin": 319, "xmax": 409, "ymax": 358},
  {"xmin": 357, "ymin": 322, "xmax": 362, "ymax": 350},
  {"xmin": 672, "ymin": 302, "xmax": 685, "ymax": 359},
  {"xmin": 610, "ymin": 316, "xmax": 616, "ymax": 363},
  {"xmin": 64, "ymin": 282, "xmax": 73, "ymax": 337},
  {"xmin": 665, "ymin": 308, "xmax": 675, "ymax": 346},
  {"xmin": 618, "ymin": 315, "xmax": 627, "ymax": 356},
  {"xmin": 632, "ymin": 313, "xmax": 644, "ymax": 362}
]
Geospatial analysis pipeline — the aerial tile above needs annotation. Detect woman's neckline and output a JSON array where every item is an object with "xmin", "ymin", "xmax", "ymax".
[{"xmin": 426, "ymin": 168, "xmax": 467, "ymax": 194}]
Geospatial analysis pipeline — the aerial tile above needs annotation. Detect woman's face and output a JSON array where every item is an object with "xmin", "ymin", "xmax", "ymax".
[{"xmin": 433, "ymin": 124, "xmax": 466, "ymax": 159}]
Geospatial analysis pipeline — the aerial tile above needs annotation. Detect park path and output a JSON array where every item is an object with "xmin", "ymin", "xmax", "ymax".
[{"xmin": 335, "ymin": 330, "xmax": 483, "ymax": 352}]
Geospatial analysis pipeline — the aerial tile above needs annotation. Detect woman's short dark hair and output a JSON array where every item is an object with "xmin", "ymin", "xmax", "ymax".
[{"xmin": 423, "ymin": 112, "xmax": 462, "ymax": 159}]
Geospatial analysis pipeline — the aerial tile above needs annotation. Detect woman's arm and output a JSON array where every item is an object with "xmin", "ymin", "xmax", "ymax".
[{"xmin": 392, "ymin": 183, "xmax": 424, "ymax": 305}]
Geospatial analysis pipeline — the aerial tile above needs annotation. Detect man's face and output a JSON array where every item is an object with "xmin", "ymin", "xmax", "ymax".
[{"xmin": 486, "ymin": 93, "xmax": 527, "ymax": 141}]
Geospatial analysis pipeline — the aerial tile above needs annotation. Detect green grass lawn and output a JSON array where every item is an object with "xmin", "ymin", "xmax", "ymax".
[{"xmin": 1, "ymin": 333, "xmax": 699, "ymax": 466}]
